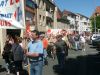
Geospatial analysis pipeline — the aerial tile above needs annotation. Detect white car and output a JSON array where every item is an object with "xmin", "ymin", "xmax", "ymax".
[{"xmin": 91, "ymin": 34, "xmax": 100, "ymax": 43}]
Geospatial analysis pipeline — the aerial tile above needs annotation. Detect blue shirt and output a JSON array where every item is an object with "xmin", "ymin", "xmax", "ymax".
[
  {"xmin": 28, "ymin": 40, "xmax": 43, "ymax": 61},
  {"xmin": 28, "ymin": 40, "xmax": 43, "ymax": 54}
]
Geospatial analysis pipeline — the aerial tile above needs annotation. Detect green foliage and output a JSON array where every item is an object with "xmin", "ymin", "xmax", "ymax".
[{"xmin": 90, "ymin": 16, "xmax": 100, "ymax": 32}]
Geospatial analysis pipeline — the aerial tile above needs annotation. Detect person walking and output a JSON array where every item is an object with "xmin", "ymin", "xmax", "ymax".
[
  {"xmin": 74, "ymin": 34, "xmax": 80, "ymax": 50},
  {"xmin": 80, "ymin": 34, "xmax": 86, "ymax": 51},
  {"xmin": 55, "ymin": 35, "xmax": 68, "ymax": 69},
  {"xmin": 11, "ymin": 37, "xmax": 24, "ymax": 75},
  {"xmin": 26, "ymin": 30, "xmax": 44, "ymax": 75},
  {"xmin": 40, "ymin": 33, "xmax": 48, "ymax": 65},
  {"xmin": 2, "ymin": 41, "xmax": 12, "ymax": 74}
]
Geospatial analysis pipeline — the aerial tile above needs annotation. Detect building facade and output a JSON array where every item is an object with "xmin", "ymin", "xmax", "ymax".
[
  {"xmin": 62, "ymin": 10, "xmax": 76, "ymax": 33},
  {"xmin": 76, "ymin": 13, "xmax": 91, "ymax": 34},
  {"xmin": 0, "ymin": 0, "xmax": 37, "ymax": 54},
  {"xmin": 92, "ymin": 6, "xmax": 100, "ymax": 17},
  {"xmin": 33, "ymin": 0, "xmax": 57, "ymax": 32},
  {"xmin": 0, "ymin": 0, "xmax": 58, "ymax": 54},
  {"xmin": 91, "ymin": 6, "xmax": 100, "ymax": 33},
  {"xmin": 56, "ymin": 9, "xmax": 70, "ymax": 30},
  {"xmin": 25, "ymin": 0, "xmax": 37, "ymax": 31}
]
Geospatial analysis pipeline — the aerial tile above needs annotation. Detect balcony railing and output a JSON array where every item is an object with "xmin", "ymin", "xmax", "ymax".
[{"xmin": 46, "ymin": 11, "xmax": 53, "ymax": 18}]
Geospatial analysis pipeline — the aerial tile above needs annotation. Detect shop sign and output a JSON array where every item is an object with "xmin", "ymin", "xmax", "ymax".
[{"xmin": 0, "ymin": 0, "xmax": 25, "ymax": 29}]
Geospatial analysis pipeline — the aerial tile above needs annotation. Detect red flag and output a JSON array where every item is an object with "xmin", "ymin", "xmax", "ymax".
[
  {"xmin": 47, "ymin": 29, "xmax": 51, "ymax": 33},
  {"xmin": 47, "ymin": 29, "xmax": 51, "ymax": 34},
  {"xmin": 16, "ymin": 0, "xmax": 20, "ymax": 3},
  {"xmin": 26, "ymin": 21, "xmax": 30, "ymax": 33}
]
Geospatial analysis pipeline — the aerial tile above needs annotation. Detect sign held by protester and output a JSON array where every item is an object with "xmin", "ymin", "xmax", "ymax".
[
  {"xmin": 0, "ymin": 0, "xmax": 25, "ymax": 29},
  {"xmin": 47, "ymin": 29, "xmax": 62, "ymax": 35}
]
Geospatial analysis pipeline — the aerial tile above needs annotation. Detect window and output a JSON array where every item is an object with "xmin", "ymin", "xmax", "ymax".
[
  {"xmin": 43, "ymin": 16, "xmax": 45, "ymax": 26},
  {"xmin": 39, "ymin": 15, "xmax": 42, "ymax": 25},
  {"xmin": 26, "ymin": 11, "xmax": 35, "ymax": 26}
]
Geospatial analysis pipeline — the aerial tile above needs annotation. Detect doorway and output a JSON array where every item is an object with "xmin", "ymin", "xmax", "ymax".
[{"xmin": 6, "ymin": 29, "xmax": 21, "ymax": 37}]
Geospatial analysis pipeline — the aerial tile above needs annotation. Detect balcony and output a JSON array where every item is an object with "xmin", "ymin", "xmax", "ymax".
[
  {"xmin": 30, "ymin": 26, "xmax": 35, "ymax": 30},
  {"xmin": 46, "ymin": 11, "xmax": 53, "ymax": 19}
]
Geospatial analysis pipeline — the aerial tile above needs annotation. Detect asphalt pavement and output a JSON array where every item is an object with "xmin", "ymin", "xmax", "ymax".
[{"xmin": 0, "ymin": 44, "xmax": 100, "ymax": 75}]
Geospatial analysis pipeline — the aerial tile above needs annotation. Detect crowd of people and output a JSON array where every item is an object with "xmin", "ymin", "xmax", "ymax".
[{"xmin": 2, "ymin": 30, "xmax": 89, "ymax": 75}]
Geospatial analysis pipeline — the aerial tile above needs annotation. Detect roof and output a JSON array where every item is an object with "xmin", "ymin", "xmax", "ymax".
[
  {"xmin": 62, "ymin": 10, "xmax": 76, "ymax": 16},
  {"xmin": 43, "ymin": 0, "xmax": 56, "ymax": 7},
  {"xmin": 57, "ymin": 8, "xmax": 62, "ymax": 19},
  {"xmin": 91, "ymin": 6, "xmax": 100, "ymax": 17},
  {"xmin": 76, "ymin": 13, "xmax": 89, "ymax": 19},
  {"xmin": 95, "ymin": 6, "xmax": 100, "ymax": 14}
]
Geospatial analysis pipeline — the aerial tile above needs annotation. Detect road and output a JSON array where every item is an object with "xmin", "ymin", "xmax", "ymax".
[{"xmin": 0, "ymin": 44, "xmax": 100, "ymax": 75}]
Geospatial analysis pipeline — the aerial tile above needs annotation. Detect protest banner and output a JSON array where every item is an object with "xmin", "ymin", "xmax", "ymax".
[{"xmin": 0, "ymin": 0, "xmax": 25, "ymax": 29}]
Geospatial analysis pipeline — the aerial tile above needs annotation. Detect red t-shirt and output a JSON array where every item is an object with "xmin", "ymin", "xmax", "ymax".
[{"xmin": 43, "ymin": 38, "xmax": 48, "ymax": 49}]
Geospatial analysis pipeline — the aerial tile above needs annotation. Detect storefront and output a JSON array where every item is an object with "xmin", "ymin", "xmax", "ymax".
[
  {"xmin": 7, "ymin": 29, "xmax": 21, "ymax": 37},
  {"xmin": 0, "ymin": 0, "xmax": 37, "ymax": 54},
  {"xmin": 25, "ymin": 0, "xmax": 37, "ymax": 31}
]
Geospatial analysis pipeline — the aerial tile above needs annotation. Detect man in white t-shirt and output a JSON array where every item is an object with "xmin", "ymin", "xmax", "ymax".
[{"xmin": 80, "ymin": 35, "xmax": 86, "ymax": 51}]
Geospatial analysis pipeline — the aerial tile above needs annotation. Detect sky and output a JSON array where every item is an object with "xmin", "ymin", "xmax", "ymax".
[{"xmin": 55, "ymin": 0, "xmax": 100, "ymax": 17}]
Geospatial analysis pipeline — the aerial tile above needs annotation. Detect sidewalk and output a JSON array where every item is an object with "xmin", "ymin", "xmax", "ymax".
[
  {"xmin": 0, "ymin": 44, "xmax": 98, "ymax": 75},
  {"xmin": 0, "ymin": 55, "xmax": 29, "ymax": 75},
  {"xmin": 0, "ymin": 54, "xmax": 57, "ymax": 75},
  {"xmin": 0, "ymin": 55, "xmax": 14, "ymax": 75}
]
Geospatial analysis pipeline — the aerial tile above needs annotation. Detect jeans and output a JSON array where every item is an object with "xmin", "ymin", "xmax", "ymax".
[
  {"xmin": 56, "ymin": 53, "xmax": 66, "ymax": 68},
  {"xmin": 43, "ymin": 49, "xmax": 48, "ymax": 58},
  {"xmin": 75, "ymin": 41, "xmax": 80, "ymax": 50},
  {"xmin": 14, "ymin": 61, "xmax": 23, "ymax": 72},
  {"xmin": 30, "ymin": 61, "xmax": 43, "ymax": 75}
]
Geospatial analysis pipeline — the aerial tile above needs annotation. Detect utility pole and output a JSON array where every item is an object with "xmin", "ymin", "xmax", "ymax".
[{"xmin": 94, "ymin": 13, "xmax": 97, "ymax": 34}]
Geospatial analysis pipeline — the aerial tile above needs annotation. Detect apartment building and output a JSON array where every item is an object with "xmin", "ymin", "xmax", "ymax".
[
  {"xmin": 62, "ymin": 10, "xmax": 76, "ymax": 33},
  {"xmin": 95, "ymin": 6, "xmax": 100, "ymax": 16},
  {"xmin": 92, "ymin": 6, "xmax": 100, "ymax": 17},
  {"xmin": 61, "ymin": 10, "xmax": 91, "ymax": 34},
  {"xmin": 76, "ymin": 13, "xmax": 91, "ymax": 34},
  {"xmin": 25, "ymin": 0, "xmax": 37, "ymax": 31},
  {"xmin": 56, "ymin": 9, "xmax": 70, "ymax": 30},
  {"xmin": 91, "ymin": 6, "xmax": 100, "ymax": 33},
  {"xmin": 33, "ymin": 0, "xmax": 57, "ymax": 32},
  {"xmin": 0, "ymin": 0, "xmax": 37, "ymax": 54}
]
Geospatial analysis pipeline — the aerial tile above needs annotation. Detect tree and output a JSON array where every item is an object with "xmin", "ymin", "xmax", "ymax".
[{"xmin": 90, "ymin": 15, "xmax": 100, "ymax": 32}]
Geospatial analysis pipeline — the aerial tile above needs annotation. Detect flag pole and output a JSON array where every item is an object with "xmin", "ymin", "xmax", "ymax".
[
  {"xmin": 21, "ymin": 0, "xmax": 26, "ymax": 38},
  {"xmin": 21, "ymin": 0, "xmax": 30, "ymax": 75}
]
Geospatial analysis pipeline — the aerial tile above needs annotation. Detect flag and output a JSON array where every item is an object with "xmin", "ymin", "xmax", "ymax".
[
  {"xmin": 26, "ymin": 21, "xmax": 30, "ymax": 33},
  {"xmin": 0, "ymin": 0, "xmax": 25, "ymax": 29}
]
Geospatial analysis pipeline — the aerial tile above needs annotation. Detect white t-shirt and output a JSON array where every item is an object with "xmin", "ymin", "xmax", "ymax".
[{"xmin": 80, "ymin": 36, "xmax": 86, "ymax": 43}]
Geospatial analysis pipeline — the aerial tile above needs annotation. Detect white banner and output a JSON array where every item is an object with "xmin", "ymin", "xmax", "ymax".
[{"xmin": 0, "ymin": 0, "xmax": 25, "ymax": 29}]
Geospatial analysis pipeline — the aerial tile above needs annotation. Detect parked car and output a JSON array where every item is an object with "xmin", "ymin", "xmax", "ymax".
[
  {"xmin": 90, "ymin": 34, "xmax": 100, "ymax": 44},
  {"xmin": 92, "ymin": 36, "xmax": 100, "ymax": 46},
  {"xmin": 97, "ymin": 42, "xmax": 100, "ymax": 51}
]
